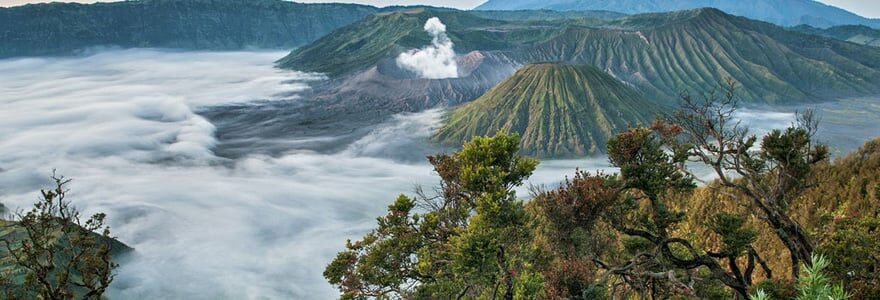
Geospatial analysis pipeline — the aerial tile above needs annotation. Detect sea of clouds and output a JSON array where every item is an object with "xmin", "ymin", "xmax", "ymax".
[{"xmin": 0, "ymin": 49, "xmax": 608, "ymax": 299}]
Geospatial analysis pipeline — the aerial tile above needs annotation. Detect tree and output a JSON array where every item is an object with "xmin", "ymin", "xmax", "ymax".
[
  {"xmin": 529, "ymin": 171, "xmax": 620, "ymax": 299},
  {"xmin": 596, "ymin": 126, "xmax": 768, "ymax": 298},
  {"xmin": 0, "ymin": 172, "xmax": 117, "ymax": 300},
  {"xmin": 654, "ymin": 80, "xmax": 828, "ymax": 278},
  {"xmin": 817, "ymin": 215, "xmax": 880, "ymax": 299},
  {"xmin": 324, "ymin": 133, "xmax": 540, "ymax": 299}
]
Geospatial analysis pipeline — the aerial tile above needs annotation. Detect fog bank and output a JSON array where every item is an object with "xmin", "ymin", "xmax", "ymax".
[{"xmin": 0, "ymin": 50, "xmax": 608, "ymax": 298}]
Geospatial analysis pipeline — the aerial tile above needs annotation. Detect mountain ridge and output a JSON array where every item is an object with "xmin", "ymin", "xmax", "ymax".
[
  {"xmin": 0, "ymin": 0, "xmax": 378, "ymax": 58},
  {"xmin": 793, "ymin": 24, "xmax": 880, "ymax": 47},
  {"xmin": 279, "ymin": 8, "xmax": 880, "ymax": 104},
  {"xmin": 475, "ymin": 0, "xmax": 880, "ymax": 29}
]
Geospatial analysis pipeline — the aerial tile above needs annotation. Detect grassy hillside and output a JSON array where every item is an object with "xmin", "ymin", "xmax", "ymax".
[
  {"xmin": 0, "ymin": 0, "xmax": 377, "ymax": 58},
  {"xmin": 514, "ymin": 8, "xmax": 880, "ymax": 103},
  {"xmin": 435, "ymin": 63, "xmax": 659, "ymax": 157}
]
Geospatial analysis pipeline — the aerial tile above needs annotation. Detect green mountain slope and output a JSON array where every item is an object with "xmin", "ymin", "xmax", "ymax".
[
  {"xmin": 275, "ymin": 8, "xmax": 559, "ymax": 76},
  {"xmin": 435, "ymin": 63, "xmax": 659, "ymax": 157},
  {"xmin": 512, "ymin": 8, "xmax": 880, "ymax": 103},
  {"xmin": 793, "ymin": 25, "xmax": 880, "ymax": 47},
  {"xmin": 0, "ymin": 0, "xmax": 377, "ymax": 58}
]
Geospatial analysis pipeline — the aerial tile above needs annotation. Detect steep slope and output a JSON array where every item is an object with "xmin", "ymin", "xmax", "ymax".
[
  {"xmin": 475, "ymin": 0, "xmax": 880, "ymax": 28},
  {"xmin": 511, "ymin": 8, "xmax": 880, "ymax": 103},
  {"xmin": 0, "ymin": 0, "xmax": 377, "ymax": 58},
  {"xmin": 793, "ymin": 25, "xmax": 880, "ymax": 47},
  {"xmin": 435, "ymin": 64, "xmax": 659, "ymax": 157},
  {"xmin": 276, "ymin": 8, "xmax": 554, "ymax": 76}
]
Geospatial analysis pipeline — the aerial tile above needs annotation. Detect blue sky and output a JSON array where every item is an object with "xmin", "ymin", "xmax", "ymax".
[
  {"xmin": 1, "ymin": 0, "xmax": 879, "ymax": 18},
  {"xmin": 819, "ymin": 0, "xmax": 880, "ymax": 18}
]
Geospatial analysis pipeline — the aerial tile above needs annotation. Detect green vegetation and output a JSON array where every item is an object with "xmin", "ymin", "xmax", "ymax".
[
  {"xmin": 278, "ymin": 9, "xmax": 441, "ymax": 77},
  {"xmin": 0, "ymin": 173, "xmax": 129, "ymax": 299},
  {"xmin": 0, "ymin": 0, "xmax": 377, "ymax": 58},
  {"xmin": 328, "ymin": 88, "xmax": 878, "ymax": 298},
  {"xmin": 323, "ymin": 133, "xmax": 540, "ymax": 299},
  {"xmin": 750, "ymin": 254, "xmax": 849, "ymax": 300},
  {"xmin": 435, "ymin": 63, "xmax": 660, "ymax": 157},
  {"xmin": 682, "ymin": 134, "xmax": 880, "ymax": 298}
]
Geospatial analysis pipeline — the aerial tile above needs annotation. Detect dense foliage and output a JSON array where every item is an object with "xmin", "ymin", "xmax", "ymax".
[
  {"xmin": 324, "ymin": 134, "xmax": 541, "ymax": 299},
  {"xmin": 327, "ymin": 93, "xmax": 879, "ymax": 298}
]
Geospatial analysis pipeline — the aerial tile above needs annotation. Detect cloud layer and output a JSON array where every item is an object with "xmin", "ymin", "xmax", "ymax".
[
  {"xmin": 396, "ymin": 17, "xmax": 460, "ymax": 79},
  {"xmin": 0, "ymin": 49, "xmax": 608, "ymax": 298}
]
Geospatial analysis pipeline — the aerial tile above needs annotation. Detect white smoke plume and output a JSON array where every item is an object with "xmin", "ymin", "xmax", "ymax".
[{"xmin": 396, "ymin": 17, "xmax": 459, "ymax": 79}]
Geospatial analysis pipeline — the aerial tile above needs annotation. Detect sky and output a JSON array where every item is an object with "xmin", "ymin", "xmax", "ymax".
[
  {"xmin": 0, "ymin": 0, "xmax": 879, "ymax": 17},
  {"xmin": 0, "ymin": 0, "xmax": 880, "ymax": 18}
]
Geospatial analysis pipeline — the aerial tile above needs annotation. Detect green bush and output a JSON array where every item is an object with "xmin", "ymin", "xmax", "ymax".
[{"xmin": 750, "ymin": 254, "xmax": 850, "ymax": 300}]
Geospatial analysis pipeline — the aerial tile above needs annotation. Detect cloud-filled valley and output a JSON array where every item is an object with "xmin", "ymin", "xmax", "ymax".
[{"xmin": 0, "ymin": 50, "xmax": 610, "ymax": 298}]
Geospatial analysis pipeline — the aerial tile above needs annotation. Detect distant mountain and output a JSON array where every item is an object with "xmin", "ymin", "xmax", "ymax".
[
  {"xmin": 0, "ymin": 0, "xmax": 377, "ymax": 58},
  {"xmin": 469, "ymin": 9, "xmax": 626, "ymax": 22},
  {"xmin": 277, "ymin": 8, "xmax": 527, "ymax": 76},
  {"xmin": 511, "ymin": 8, "xmax": 880, "ymax": 104},
  {"xmin": 280, "ymin": 8, "xmax": 880, "ymax": 104},
  {"xmin": 475, "ymin": 0, "xmax": 880, "ymax": 28},
  {"xmin": 248, "ymin": 7, "xmax": 880, "ymax": 157},
  {"xmin": 435, "ymin": 63, "xmax": 658, "ymax": 157},
  {"xmin": 276, "ymin": 8, "xmax": 630, "ymax": 77},
  {"xmin": 793, "ymin": 25, "xmax": 880, "ymax": 47}
]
